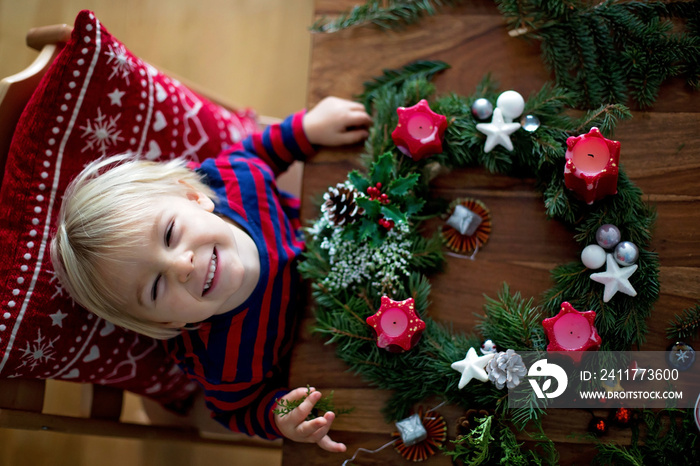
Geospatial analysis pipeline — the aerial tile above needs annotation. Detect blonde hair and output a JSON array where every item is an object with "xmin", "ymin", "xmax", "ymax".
[{"xmin": 50, "ymin": 153, "xmax": 216, "ymax": 340}]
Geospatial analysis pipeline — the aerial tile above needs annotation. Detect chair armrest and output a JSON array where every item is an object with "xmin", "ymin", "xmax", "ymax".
[{"xmin": 26, "ymin": 24, "xmax": 72, "ymax": 51}]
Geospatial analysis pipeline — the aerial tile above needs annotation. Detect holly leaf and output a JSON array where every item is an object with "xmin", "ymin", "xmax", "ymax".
[
  {"xmin": 340, "ymin": 224, "xmax": 358, "ymax": 242},
  {"xmin": 348, "ymin": 170, "xmax": 369, "ymax": 193},
  {"xmin": 357, "ymin": 218, "xmax": 378, "ymax": 241},
  {"xmin": 356, "ymin": 197, "xmax": 381, "ymax": 218},
  {"xmin": 369, "ymin": 152, "xmax": 395, "ymax": 186},
  {"xmin": 380, "ymin": 204, "xmax": 406, "ymax": 224},
  {"xmin": 388, "ymin": 174, "xmax": 419, "ymax": 197},
  {"xmin": 405, "ymin": 198, "xmax": 426, "ymax": 218}
]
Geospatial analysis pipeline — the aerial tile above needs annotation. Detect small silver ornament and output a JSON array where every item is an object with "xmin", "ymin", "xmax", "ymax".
[
  {"xmin": 471, "ymin": 98, "xmax": 493, "ymax": 120},
  {"xmin": 614, "ymin": 241, "xmax": 639, "ymax": 266},
  {"xmin": 395, "ymin": 413, "xmax": 428, "ymax": 446},
  {"xmin": 667, "ymin": 342, "xmax": 695, "ymax": 371},
  {"xmin": 595, "ymin": 224, "xmax": 621, "ymax": 249},
  {"xmin": 446, "ymin": 204, "xmax": 482, "ymax": 236},
  {"xmin": 520, "ymin": 114, "xmax": 541, "ymax": 132}
]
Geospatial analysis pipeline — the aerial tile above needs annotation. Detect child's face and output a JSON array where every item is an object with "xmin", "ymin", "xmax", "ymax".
[{"xmin": 105, "ymin": 186, "xmax": 250, "ymax": 328}]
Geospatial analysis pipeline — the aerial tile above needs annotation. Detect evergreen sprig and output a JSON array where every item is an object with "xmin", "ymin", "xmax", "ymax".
[
  {"xmin": 496, "ymin": 0, "xmax": 700, "ymax": 109},
  {"xmin": 310, "ymin": 0, "xmax": 463, "ymax": 33},
  {"xmin": 443, "ymin": 415, "xmax": 558, "ymax": 465},
  {"xmin": 476, "ymin": 284, "xmax": 548, "ymax": 353},
  {"xmin": 357, "ymin": 59, "xmax": 450, "ymax": 111},
  {"xmin": 592, "ymin": 409, "xmax": 700, "ymax": 465},
  {"xmin": 666, "ymin": 302, "xmax": 700, "ymax": 341},
  {"xmin": 273, "ymin": 387, "xmax": 354, "ymax": 420},
  {"xmin": 312, "ymin": 1, "xmax": 700, "ymax": 109}
]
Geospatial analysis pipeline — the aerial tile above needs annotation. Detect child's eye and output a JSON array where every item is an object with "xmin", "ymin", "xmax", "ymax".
[
  {"xmin": 151, "ymin": 275, "xmax": 161, "ymax": 301},
  {"xmin": 165, "ymin": 221, "xmax": 174, "ymax": 246}
]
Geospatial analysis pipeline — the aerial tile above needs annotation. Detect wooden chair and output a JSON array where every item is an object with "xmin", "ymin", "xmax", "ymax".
[{"xmin": 0, "ymin": 25, "xmax": 287, "ymax": 449}]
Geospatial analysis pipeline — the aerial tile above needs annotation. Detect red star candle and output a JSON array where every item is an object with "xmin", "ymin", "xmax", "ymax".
[
  {"xmin": 391, "ymin": 99, "xmax": 448, "ymax": 161},
  {"xmin": 366, "ymin": 296, "xmax": 425, "ymax": 352},
  {"xmin": 563, "ymin": 127, "xmax": 620, "ymax": 204},
  {"xmin": 542, "ymin": 302, "xmax": 602, "ymax": 355}
]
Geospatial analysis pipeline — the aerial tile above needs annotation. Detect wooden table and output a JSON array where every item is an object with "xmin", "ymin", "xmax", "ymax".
[{"xmin": 283, "ymin": 1, "xmax": 700, "ymax": 464}]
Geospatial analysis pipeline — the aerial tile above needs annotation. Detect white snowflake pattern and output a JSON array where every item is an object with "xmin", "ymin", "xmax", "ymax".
[
  {"xmin": 676, "ymin": 350, "xmax": 689, "ymax": 363},
  {"xmin": 80, "ymin": 108, "xmax": 124, "ymax": 156},
  {"xmin": 104, "ymin": 43, "xmax": 134, "ymax": 85},
  {"xmin": 17, "ymin": 329, "xmax": 59, "ymax": 371},
  {"xmin": 48, "ymin": 269, "xmax": 77, "ymax": 307}
]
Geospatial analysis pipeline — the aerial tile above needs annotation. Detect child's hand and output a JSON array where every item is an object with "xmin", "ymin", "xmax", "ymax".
[
  {"xmin": 303, "ymin": 96, "xmax": 372, "ymax": 147},
  {"xmin": 274, "ymin": 387, "xmax": 347, "ymax": 453}
]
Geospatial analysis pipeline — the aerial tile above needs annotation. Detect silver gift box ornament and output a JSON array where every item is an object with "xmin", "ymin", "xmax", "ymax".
[
  {"xmin": 395, "ymin": 413, "xmax": 427, "ymax": 446},
  {"xmin": 446, "ymin": 204, "xmax": 482, "ymax": 236}
]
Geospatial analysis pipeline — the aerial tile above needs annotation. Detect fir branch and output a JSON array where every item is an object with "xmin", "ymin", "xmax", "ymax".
[
  {"xmin": 666, "ymin": 302, "xmax": 700, "ymax": 341},
  {"xmin": 310, "ymin": 0, "xmax": 464, "ymax": 33},
  {"xmin": 592, "ymin": 409, "xmax": 700, "ymax": 465},
  {"xmin": 477, "ymin": 284, "xmax": 548, "ymax": 352},
  {"xmin": 497, "ymin": 0, "xmax": 700, "ymax": 109},
  {"xmin": 314, "ymin": 283, "xmax": 369, "ymax": 326},
  {"xmin": 357, "ymin": 60, "xmax": 449, "ymax": 112},
  {"xmin": 572, "ymin": 103, "xmax": 633, "ymax": 138},
  {"xmin": 273, "ymin": 386, "xmax": 354, "ymax": 420},
  {"xmin": 314, "ymin": 1, "xmax": 700, "ymax": 108},
  {"xmin": 443, "ymin": 414, "xmax": 495, "ymax": 465},
  {"xmin": 443, "ymin": 415, "xmax": 555, "ymax": 466}
]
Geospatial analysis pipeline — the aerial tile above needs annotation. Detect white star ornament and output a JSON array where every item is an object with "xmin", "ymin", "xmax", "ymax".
[
  {"xmin": 475, "ymin": 107, "xmax": 521, "ymax": 153},
  {"xmin": 590, "ymin": 253, "xmax": 637, "ymax": 302},
  {"xmin": 451, "ymin": 347, "xmax": 495, "ymax": 389}
]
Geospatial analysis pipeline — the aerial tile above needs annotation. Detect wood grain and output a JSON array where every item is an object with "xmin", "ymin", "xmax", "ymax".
[{"xmin": 285, "ymin": 1, "xmax": 700, "ymax": 464}]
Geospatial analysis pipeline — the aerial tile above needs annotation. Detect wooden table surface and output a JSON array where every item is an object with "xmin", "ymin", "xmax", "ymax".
[{"xmin": 283, "ymin": 1, "xmax": 700, "ymax": 464}]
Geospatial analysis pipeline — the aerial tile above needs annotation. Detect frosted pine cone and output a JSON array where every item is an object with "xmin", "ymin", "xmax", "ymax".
[
  {"xmin": 486, "ymin": 349, "xmax": 527, "ymax": 389},
  {"xmin": 322, "ymin": 183, "xmax": 364, "ymax": 227}
]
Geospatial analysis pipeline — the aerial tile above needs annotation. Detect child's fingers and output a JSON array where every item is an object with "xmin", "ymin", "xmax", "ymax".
[
  {"xmin": 284, "ymin": 386, "xmax": 314, "ymax": 402},
  {"xmin": 285, "ymin": 388, "xmax": 322, "ymax": 425},
  {"xmin": 297, "ymin": 415, "xmax": 330, "ymax": 439},
  {"xmin": 303, "ymin": 412, "xmax": 342, "ymax": 446},
  {"xmin": 338, "ymin": 129, "xmax": 370, "ymax": 145},
  {"xmin": 345, "ymin": 110, "xmax": 373, "ymax": 128},
  {"xmin": 346, "ymin": 100, "xmax": 366, "ymax": 111},
  {"xmin": 314, "ymin": 412, "xmax": 345, "ymax": 452},
  {"xmin": 317, "ymin": 435, "xmax": 347, "ymax": 453}
]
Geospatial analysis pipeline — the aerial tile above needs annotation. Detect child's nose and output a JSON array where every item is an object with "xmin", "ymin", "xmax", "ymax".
[{"xmin": 171, "ymin": 250, "xmax": 194, "ymax": 283}]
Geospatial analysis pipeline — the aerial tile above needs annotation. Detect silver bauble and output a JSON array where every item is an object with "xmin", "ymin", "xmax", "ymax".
[
  {"xmin": 471, "ymin": 98, "xmax": 493, "ymax": 120},
  {"xmin": 520, "ymin": 114, "xmax": 541, "ymax": 132},
  {"xmin": 614, "ymin": 241, "xmax": 639, "ymax": 266},
  {"xmin": 595, "ymin": 224, "xmax": 621, "ymax": 249}
]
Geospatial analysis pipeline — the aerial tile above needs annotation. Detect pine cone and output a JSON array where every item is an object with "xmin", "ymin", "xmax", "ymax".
[
  {"xmin": 322, "ymin": 183, "xmax": 364, "ymax": 227},
  {"xmin": 486, "ymin": 349, "xmax": 527, "ymax": 389}
]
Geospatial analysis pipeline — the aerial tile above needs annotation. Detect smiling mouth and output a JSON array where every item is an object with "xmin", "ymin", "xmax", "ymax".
[{"xmin": 203, "ymin": 251, "xmax": 217, "ymax": 294}]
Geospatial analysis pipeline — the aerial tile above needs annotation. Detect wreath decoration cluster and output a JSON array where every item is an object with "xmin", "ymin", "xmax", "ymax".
[{"xmin": 297, "ymin": 61, "xmax": 678, "ymax": 463}]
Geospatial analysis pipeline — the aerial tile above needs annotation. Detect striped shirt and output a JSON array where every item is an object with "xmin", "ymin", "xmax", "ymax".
[{"xmin": 166, "ymin": 111, "xmax": 314, "ymax": 439}]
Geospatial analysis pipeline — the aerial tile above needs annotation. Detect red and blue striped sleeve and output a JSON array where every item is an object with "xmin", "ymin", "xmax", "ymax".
[{"xmin": 224, "ymin": 110, "xmax": 315, "ymax": 176}]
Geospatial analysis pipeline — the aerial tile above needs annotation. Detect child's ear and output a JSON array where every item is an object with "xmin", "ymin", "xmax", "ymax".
[{"xmin": 178, "ymin": 180, "xmax": 215, "ymax": 212}]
